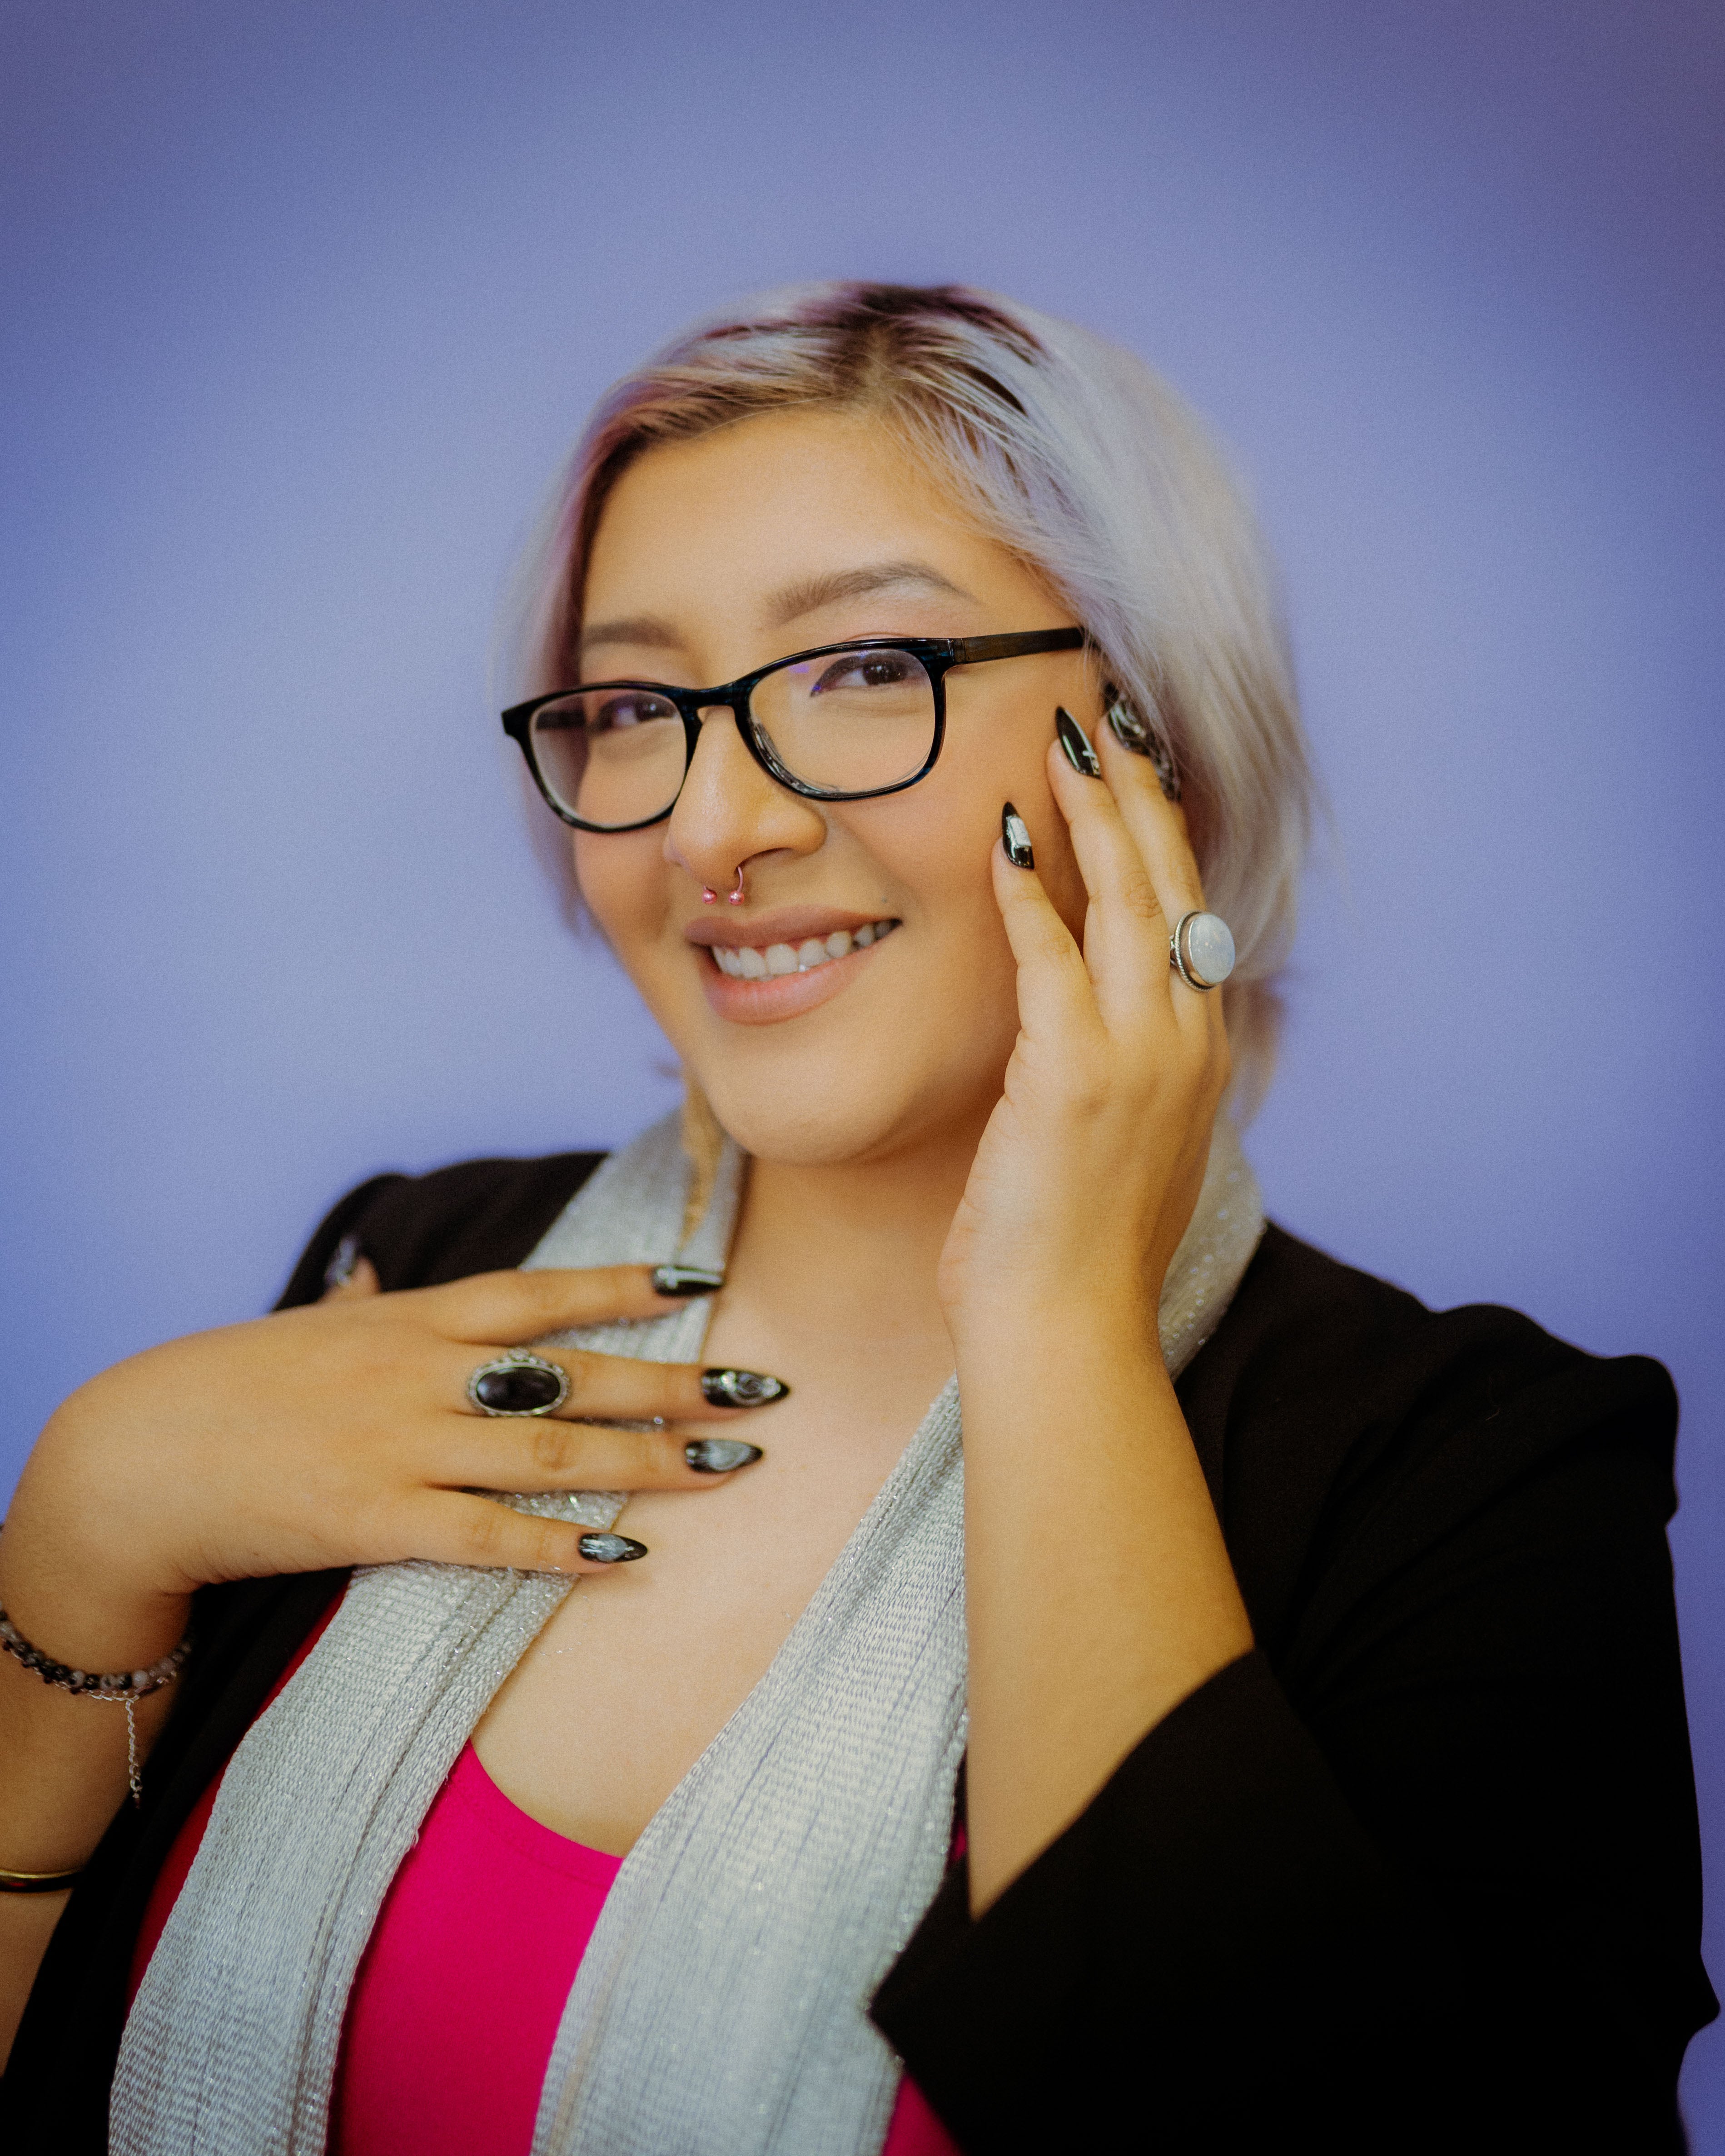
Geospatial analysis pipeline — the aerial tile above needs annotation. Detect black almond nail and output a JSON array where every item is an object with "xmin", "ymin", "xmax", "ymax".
[
  {"xmin": 700, "ymin": 1368, "xmax": 790, "ymax": 1408},
  {"xmin": 1001, "ymin": 802, "xmax": 1035, "ymax": 870},
  {"xmin": 1054, "ymin": 706, "xmax": 1102, "ymax": 778},
  {"xmin": 685, "ymin": 1437, "xmax": 765, "ymax": 1473},
  {"xmin": 1104, "ymin": 692, "xmax": 1181, "ymax": 801},
  {"xmin": 578, "ymin": 1532, "xmax": 648, "ymax": 1563},
  {"xmin": 651, "ymin": 1264, "xmax": 726, "ymax": 1298}
]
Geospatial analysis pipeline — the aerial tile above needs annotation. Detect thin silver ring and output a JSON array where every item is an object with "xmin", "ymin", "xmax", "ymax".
[
  {"xmin": 466, "ymin": 1349, "xmax": 572, "ymax": 1417},
  {"xmin": 1168, "ymin": 909, "xmax": 1236, "ymax": 993}
]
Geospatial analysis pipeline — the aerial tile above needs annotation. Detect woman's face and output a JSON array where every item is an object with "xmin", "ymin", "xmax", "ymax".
[{"xmin": 574, "ymin": 407, "xmax": 1096, "ymax": 1168}]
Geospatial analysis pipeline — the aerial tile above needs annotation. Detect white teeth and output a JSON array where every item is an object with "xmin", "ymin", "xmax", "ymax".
[{"xmin": 711, "ymin": 919, "xmax": 896, "ymax": 981}]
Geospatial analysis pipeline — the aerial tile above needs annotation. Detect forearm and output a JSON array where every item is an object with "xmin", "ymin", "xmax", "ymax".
[
  {"xmin": 957, "ymin": 1307, "xmax": 1252, "ymax": 1913},
  {"xmin": 0, "ymin": 1658, "xmax": 181, "ymax": 2068},
  {"xmin": 0, "ymin": 1482, "xmax": 190, "ymax": 2064}
]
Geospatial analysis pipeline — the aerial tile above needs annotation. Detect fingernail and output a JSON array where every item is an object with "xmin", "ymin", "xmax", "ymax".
[
  {"xmin": 1001, "ymin": 802, "xmax": 1035, "ymax": 870},
  {"xmin": 1104, "ymin": 691, "xmax": 1181, "ymax": 801},
  {"xmin": 685, "ymin": 1437, "xmax": 765, "ymax": 1473},
  {"xmin": 700, "ymin": 1368, "xmax": 790, "ymax": 1408},
  {"xmin": 1054, "ymin": 707, "xmax": 1102, "ymax": 778},
  {"xmin": 578, "ymin": 1532, "xmax": 648, "ymax": 1563},
  {"xmin": 651, "ymin": 1264, "xmax": 725, "ymax": 1298},
  {"xmin": 323, "ymin": 1233, "xmax": 362, "ymax": 1291}
]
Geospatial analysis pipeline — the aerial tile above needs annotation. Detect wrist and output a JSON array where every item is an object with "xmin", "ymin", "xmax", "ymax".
[
  {"xmin": 0, "ymin": 1504, "xmax": 191, "ymax": 1678},
  {"xmin": 947, "ymin": 1281, "xmax": 1163, "ymax": 1370}
]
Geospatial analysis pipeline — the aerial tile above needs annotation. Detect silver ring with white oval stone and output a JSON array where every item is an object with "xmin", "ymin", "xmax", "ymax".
[
  {"xmin": 466, "ymin": 1349, "xmax": 572, "ymax": 1417},
  {"xmin": 1169, "ymin": 910, "xmax": 1236, "ymax": 992}
]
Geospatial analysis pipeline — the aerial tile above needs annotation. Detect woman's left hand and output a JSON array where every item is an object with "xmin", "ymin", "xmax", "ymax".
[
  {"xmin": 941, "ymin": 710, "xmax": 1253, "ymax": 1917},
  {"xmin": 937, "ymin": 714, "xmax": 1231, "ymax": 1348}
]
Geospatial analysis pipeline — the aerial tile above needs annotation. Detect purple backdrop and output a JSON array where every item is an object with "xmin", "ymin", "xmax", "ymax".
[{"xmin": 4, "ymin": 0, "xmax": 1721, "ymax": 2134}]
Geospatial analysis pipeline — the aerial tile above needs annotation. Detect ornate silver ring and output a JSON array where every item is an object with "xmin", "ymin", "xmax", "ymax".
[
  {"xmin": 1169, "ymin": 910, "xmax": 1236, "ymax": 992},
  {"xmin": 466, "ymin": 1350, "xmax": 572, "ymax": 1417}
]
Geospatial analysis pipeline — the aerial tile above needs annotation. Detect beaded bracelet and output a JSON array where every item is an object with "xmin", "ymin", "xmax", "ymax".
[{"xmin": 0, "ymin": 1603, "xmax": 192, "ymax": 1846}]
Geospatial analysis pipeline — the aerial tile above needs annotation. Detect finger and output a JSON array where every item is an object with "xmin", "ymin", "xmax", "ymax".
[
  {"xmin": 1085, "ymin": 728, "xmax": 1228, "ymax": 1048},
  {"xmin": 441, "ymin": 1344, "xmax": 787, "ymax": 1422},
  {"xmin": 990, "ymin": 805, "xmax": 1109, "ymax": 1048},
  {"xmin": 403, "ymin": 1492, "xmax": 651, "ymax": 1574},
  {"xmin": 439, "ymin": 1418, "xmax": 764, "ymax": 1494},
  {"xmin": 408, "ymin": 1264, "xmax": 709, "ymax": 1345},
  {"xmin": 1091, "ymin": 724, "xmax": 1214, "ymax": 996},
  {"xmin": 1045, "ymin": 737, "xmax": 1191, "ymax": 1033}
]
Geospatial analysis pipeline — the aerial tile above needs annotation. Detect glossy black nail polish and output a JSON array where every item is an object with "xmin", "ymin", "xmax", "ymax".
[
  {"xmin": 1054, "ymin": 706, "xmax": 1102, "ymax": 778},
  {"xmin": 651, "ymin": 1264, "xmax": 726, "ymax": 1298},
  {"xmin": 323, "ymin": 1233, "xmax": 362, "ymax": 1291},
  {"xmin": 1103, "ymin": 691, "xmax": 1181, "ymax": 801},
  {"xmin": 1001, "ymin": 802, "xmax": 1035, "ymax": 869},
  {"xmin": 684, "ymin": 1437, "xmax": 765, "ymax": 1473},
  {"xmin": 579, "ymin": 1532, "xmax": 648, "ymax": 1563},
  {"xmin": 700, "ymin": 1368, "xmax": 790, "ymax": 1408}
]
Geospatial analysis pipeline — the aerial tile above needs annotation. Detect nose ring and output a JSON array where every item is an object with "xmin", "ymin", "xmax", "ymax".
[{"xmin": 702, "ymin": 867, "xmax": 747, "ymax": 905}]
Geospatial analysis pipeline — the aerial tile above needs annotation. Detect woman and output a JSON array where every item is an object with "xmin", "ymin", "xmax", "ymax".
[{"xmin": 0, "ymin": 282, "xmax": 1712, "ymax": 2153}]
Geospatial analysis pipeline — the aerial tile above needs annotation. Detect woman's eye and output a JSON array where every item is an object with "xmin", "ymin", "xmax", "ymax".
[
  {"xmin": 592, "ymin": 692, "xmax": 676, "ymax": 733},
  {"xmin": 810, "ymin": 652, "xmax": 918, "ymax": 696}
]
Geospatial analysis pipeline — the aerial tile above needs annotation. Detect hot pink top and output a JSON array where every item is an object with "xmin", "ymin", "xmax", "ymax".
[{"xmin": 131, "ymin": 1619, "xmax": 958, "ymax": 2156}]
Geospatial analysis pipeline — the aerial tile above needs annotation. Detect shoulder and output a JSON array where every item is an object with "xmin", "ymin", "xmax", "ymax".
[
  {"xmin": 275, "ymin": 1149, "xmax": 607, "ymax": 1306},
  {"xmin": 1182, "ymin": 1223, "xmax": 1679, "ymax": 1646}
]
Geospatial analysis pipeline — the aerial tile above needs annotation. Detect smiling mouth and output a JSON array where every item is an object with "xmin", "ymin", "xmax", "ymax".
[{"xmin": 707, "ymin": 919, "xmax": 900, "ymax": 980}]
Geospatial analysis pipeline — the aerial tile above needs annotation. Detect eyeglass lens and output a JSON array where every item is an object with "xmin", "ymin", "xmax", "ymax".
[{"xmin": 528, "ymin": 646, "xmax": 938, "ymax": 829}]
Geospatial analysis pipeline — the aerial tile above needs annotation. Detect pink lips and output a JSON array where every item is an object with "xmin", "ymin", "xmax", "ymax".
[{"xmin": 685, "ymin": 907, "xmax": 899, "ymax": 1026}]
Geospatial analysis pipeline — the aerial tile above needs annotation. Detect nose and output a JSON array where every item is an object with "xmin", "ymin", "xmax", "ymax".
[{"xmin": 664, "ymin": 704, "xmax": 826, "ymax": 892}]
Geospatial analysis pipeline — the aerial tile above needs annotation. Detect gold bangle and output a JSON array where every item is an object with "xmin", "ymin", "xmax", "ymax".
[{"xmin": 0, "ymin": 1863, "xmax": 84, "ymax": 1894}]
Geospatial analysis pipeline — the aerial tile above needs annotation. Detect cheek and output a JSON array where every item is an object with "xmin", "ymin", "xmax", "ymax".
[
  {"xmin": 886, "ymin": 701, "xmax": 1085, "ymax": 942},
  {"xmin": 572, "ymin": 831, "xmax": 670, "ymax": 969}
]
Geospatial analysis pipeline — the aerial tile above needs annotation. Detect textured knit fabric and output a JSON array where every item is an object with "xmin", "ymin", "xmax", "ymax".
[
  {"xmin": 5, "ymin": 1171, "xmax": 1710, "ymax": 2153},
  {"xmin": 105, "ymin": 1112, "xmax": 1264, "ymax": 2156}
]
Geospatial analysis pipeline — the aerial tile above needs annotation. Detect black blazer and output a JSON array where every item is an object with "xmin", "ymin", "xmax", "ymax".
[{"xmin": 3, "ymin": 1153, "xmax": 1715, "ymax": 2152}]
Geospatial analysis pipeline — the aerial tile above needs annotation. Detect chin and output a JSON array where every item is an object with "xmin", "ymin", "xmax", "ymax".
[{"xmin": 695, "ymin": 1068, "xmax": 917, "ymax": 1169}]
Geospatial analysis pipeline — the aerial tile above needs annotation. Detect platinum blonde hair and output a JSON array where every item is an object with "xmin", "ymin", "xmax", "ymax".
[{"xmin": 515, "ymin": 282, "xmax": 1314, "ymax": 1116}]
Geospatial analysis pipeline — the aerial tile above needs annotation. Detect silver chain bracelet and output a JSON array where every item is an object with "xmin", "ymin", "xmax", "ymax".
[{"xmin": 0, "ymin": 1603, "xmax": 191, "ymax": 1814}]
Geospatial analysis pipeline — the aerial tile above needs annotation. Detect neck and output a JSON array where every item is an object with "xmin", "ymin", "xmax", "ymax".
[{"xmin": 727, "ymin": 1112, "xmax": 981, "ymax": 1358}]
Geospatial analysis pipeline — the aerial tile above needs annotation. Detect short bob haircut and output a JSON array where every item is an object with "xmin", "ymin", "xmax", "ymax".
[{"xmin": 515, "ymin": 281, "xmax": 1314, "ymax": 1115}]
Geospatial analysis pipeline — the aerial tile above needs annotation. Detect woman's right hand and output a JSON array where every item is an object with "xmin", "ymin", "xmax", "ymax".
[{"xmin": 0, "ymin": 1265, "xmax": 777, "ymax": 1665}]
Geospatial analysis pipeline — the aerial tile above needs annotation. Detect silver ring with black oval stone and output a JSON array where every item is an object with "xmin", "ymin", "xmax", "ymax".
[
  {"xmin": 1168, "ymin": 910, "xmax": 1236, "ymax": 992},
  {"xmin": 466, "ymin": 1349, "xmax": 572, "ymax": 1417}
]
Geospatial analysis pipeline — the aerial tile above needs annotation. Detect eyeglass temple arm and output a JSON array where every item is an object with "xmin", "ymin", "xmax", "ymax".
[{"xmin": 948, "ymin": 628, "xmax": 1089, "ymax": 664}]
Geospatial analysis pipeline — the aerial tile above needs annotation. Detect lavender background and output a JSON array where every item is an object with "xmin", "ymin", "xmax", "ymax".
[{"xmin": 3, "ymin": 0, "xmax": 1721, "ymax": 2134}]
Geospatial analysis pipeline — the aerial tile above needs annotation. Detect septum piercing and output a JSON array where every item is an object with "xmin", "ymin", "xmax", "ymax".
[{"xmin": 701, "ymin": 866, "xmax": 747, "ymax": 905}]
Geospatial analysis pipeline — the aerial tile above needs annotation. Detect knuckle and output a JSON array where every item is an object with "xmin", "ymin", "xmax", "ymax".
[
  {"xmin": 462, "ymin": 1502, "xmax": 511, "ymax": 1565},
  {"xmin": 517, "ymin": 1519, "xmax": 572, "ymax": 1573},
  {"xmin": 628, "ymin": 1431, "xmax": 669, "ymax": 1483},
  {"xmin": 1118, "ymin": 868, "xmax": 1166, "ymax": 926},
  {"xmin": 520, "ymin": 1271, "xmax": 571, "ymax": 1321},
  {"xmin": 530, "ymin": 1421, "xmax": 579, "ymax": 1474}
]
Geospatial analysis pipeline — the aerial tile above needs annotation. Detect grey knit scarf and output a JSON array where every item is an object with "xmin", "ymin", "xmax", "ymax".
[{"xmin": 111, "ymin": 1111, "xmax": 1263, "ymax": 2156}]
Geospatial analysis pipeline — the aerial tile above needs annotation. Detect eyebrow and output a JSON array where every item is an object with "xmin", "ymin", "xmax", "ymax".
[
  {"xmin": 760, "ymin": 558, "xmax": 974, "ymax": 628},
  {"xmin": 578, "ymin": 559, "xmax": 976, "ymax": 666}
]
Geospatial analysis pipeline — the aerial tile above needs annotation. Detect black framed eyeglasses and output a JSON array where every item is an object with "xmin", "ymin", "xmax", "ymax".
[{"xmin": 500, "ymin": 627, "xmax": 1087, "ymax": 833}]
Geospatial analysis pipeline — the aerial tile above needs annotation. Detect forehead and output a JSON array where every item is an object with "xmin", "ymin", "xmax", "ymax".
[{"xmin": 581, "ymin": 407, "xmax": 1046, "ymax": 640}]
